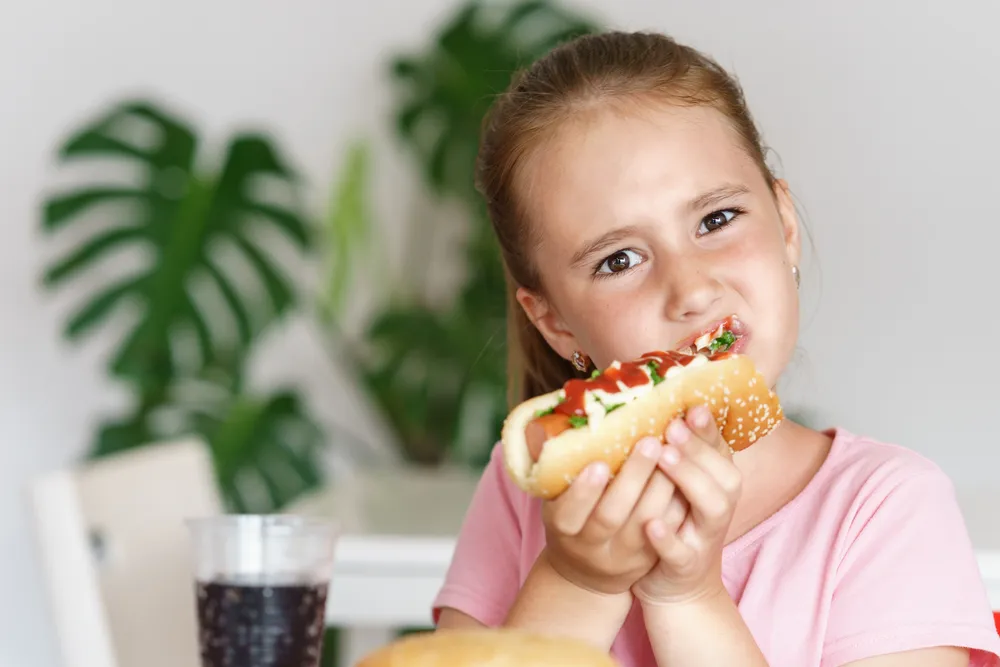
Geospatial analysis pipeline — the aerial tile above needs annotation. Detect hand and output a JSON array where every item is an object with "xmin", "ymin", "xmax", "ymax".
[
  {"xmin": 631, "ymin": 404, "xmax": 742, "ymax": 606},
  {"xmin": 541, "ymin": 435, "xmax": 679, "ymax": 596}
]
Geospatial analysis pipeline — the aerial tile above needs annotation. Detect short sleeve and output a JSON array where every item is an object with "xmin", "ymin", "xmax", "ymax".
[
  {"xmin": 431, "ymin": 443, "xmax": 525, "ymax": 627},
  {"xmin": 822, "ymin": 467, "xmax": 1000, "ymax": 667}
]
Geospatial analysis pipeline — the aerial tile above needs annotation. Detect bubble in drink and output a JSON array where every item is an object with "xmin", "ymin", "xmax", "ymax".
[{"xmin": 195, "ymin": 576, "xmax": 329, "ymax": 667}]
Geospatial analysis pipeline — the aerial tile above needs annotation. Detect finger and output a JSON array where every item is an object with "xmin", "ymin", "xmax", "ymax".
[
  {"xmin": 645, "ymin": 516, "xmax": 697, "ymax": 573},
  {"xmin": 542, "ymin": 461, "xmax": 610, "ymax": 536},
  {"xmin": 584, "ymin": 436, "xmax": 663, "ymax": 539},
  {"xmin": 663, "ymin": 414, "xmax": 743, "ymax": 501},
  {"xmin": 630, "ymin": 469, "xmax": 676, "ymax": 525},
  {"xmin": 657, "ymin": 436, "xmax": 734, "ymax": 533},
  {"xmin": 663, "ymin": 486, "xmax": 689, "ymax": 528},
  {"xmin": 685, "ymin": 405, "xmax": 729, "ymax": 457},
  {"xmin": 625, "ymin": 470, "xmax": 677, "ymax": 551}
]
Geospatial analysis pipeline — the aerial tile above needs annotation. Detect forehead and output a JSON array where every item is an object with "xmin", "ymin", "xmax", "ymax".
[{"xmin": 523, "ymin": 104, "xmax": 763, "ymax": 249}]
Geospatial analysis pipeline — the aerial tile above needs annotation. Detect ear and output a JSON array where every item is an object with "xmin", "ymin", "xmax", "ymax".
[
  {"xmin": 773, "ymin": 178, "xmax": 802, "ymax": 268},
  {"xmin": 515, "ymin": 286, "xmax": 581, "ymax": 362}
]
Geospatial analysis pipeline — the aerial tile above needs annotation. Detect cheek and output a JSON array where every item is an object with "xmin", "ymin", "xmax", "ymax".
[
  {"xmin": 558, "ymin": 282, "xmax": 660, "ymax": 366},
  {"xmin": 726, "ymin": 236, "xmax": 800, "ymax": 382},
  {"xmin": 727, "ymin": 222, "xmax": 792, "ymax": 301}
]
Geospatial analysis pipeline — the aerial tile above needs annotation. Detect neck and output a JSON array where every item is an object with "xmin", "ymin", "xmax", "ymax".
[
  {"xmin": 726, "ymin": 417, "xmax": 833, "ymax": 543},
  {"xmin": 736, "ymin": 416, "xmax": 828, "ymax": 471}
]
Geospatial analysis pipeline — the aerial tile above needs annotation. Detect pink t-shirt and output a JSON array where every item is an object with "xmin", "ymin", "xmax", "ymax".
[{"xmin": 432, "ymin": 428, "xmax": 1000, "ymax": 666}]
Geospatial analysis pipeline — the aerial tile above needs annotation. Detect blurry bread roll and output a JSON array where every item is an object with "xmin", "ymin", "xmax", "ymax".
[{"xmin": 354, "ymin": 627, "xmax": 621, "ymax": 667}]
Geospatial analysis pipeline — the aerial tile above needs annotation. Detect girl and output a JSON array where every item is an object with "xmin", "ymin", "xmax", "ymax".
[{"xmin": 431, "ymin": 30, "xmax": 1000, "ymax": 666}]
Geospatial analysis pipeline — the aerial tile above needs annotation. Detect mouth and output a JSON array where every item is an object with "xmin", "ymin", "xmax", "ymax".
[{"xmin": 673, "ymin": 315, "xmax": 749, "ymax": 356}]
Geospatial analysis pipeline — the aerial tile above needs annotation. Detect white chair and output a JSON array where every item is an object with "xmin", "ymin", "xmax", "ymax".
[{"xmin": 28, "ymin": 437, "xmax": 224, "ymax": 667}]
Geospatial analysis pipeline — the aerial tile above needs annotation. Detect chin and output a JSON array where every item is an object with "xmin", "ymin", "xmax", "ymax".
[{"xmin": 755, "ymin": 344, "xmax": 796, "ymax": 391}]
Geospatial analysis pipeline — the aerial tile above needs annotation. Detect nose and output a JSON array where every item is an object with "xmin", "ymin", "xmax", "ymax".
[{"xmin": 658, "ymin": 253, "xmax": 724, "ymax": 322}]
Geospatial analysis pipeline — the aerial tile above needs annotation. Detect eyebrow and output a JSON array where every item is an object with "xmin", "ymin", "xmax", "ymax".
[
  {"xmin": 687, "ymin": 183, "xmax": 752, "ymax": 213},
  {"xmin": 569, "ymin": 225, "xmax": 644, "ymax": 268},
  {"xmin": 568, "ymin": 183, "xmax": 752, "ymax": 269}
]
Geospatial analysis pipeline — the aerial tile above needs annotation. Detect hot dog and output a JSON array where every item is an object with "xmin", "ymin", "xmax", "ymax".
[{"xmin": 501, "ymin": 331, "xmax": 783, "ymax": 499}]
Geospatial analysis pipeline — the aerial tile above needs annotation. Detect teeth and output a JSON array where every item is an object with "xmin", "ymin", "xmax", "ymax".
[{"xmin": 675, "ymin": 323, "xmax": 737, "ymax": 355}]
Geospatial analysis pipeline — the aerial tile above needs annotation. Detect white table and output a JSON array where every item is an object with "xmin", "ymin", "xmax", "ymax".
[{"xmin": 289, "ymin": 467, "xmax": 1000, "ymax": 666}]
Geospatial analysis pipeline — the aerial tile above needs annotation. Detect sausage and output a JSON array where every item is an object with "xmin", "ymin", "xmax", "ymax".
[{"xmin": 525, "ymin": 413, "xmax": 573, "ymax": 461}]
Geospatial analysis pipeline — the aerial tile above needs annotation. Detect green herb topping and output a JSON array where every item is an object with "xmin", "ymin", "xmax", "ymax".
[
  {"xmin": 647, "ymin": 360, "xmax": 664, "ymax": 385},
  {"xmin": 568, "ymin": 415, "xmax": 588, "ymax": 428},
  {"xmin": 709, "ymin": 330, "xmax": 737, "ymax": 352}
]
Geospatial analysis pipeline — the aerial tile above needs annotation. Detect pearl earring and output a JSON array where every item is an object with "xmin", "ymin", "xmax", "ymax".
[
  {"xmin": 571, "ymin": 350, "xmax": 590, "ymax": 372},
  {"xmin": 791, "ymin": 265, "xmax": 800, "ymax": 288}
]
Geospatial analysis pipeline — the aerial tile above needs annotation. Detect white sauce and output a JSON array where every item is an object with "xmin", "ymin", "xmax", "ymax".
[{"xmin": 579, "ymin": 355, "xmax": 707, "ymax": 429}]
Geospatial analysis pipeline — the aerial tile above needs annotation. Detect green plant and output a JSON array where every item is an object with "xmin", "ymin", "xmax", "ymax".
[
  {"xmin": 391, "ymin": 0, "xmax": 600, "ymax": 206},
  {"xmin": 317, "ymin": 138, "xmax": 378, "ymax": 324},
  {"xmin": 40, "ymin": 99, "xmax": 327, "ymax": 512},
  {"xmin": 323, "ymin": 0, "xmax": 602, "ymax": 468}
]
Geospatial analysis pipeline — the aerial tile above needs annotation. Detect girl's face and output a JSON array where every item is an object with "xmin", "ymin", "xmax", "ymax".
[{"xmin": 516, "ymin": 103, "xmax": 802, "ymax": 389}]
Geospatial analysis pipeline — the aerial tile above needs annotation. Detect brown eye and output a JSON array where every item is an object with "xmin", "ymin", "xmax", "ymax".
[
  {"xmin": 596, "ymin": 249, "xmax": 643, "ymax": 275},
  {"xmin": 608, "ymin": 252, "xmax": 630, "ymax": 271},
  {"xmin": 699, "ymin": 209, "xmax": 739, "ymax": 234}
]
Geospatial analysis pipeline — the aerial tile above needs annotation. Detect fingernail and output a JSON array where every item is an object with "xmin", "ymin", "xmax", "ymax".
[
  {"xmin": 661, "ymin": 445, "xmax": 680, "ymax": 466},
  {"xmin": 647, "ymin": 519, "xmax": 665, "ymax": 540},
  {"xmin": 667, "ymin": 419, "xmax": 689, "ymax": 444},
  {"xmin": 691, "ymin": 406, "xmax": 710, "ymax": 428},
  {"xmin": 638, "ymin": 437, "xmax": 659, "ymax": 458}
]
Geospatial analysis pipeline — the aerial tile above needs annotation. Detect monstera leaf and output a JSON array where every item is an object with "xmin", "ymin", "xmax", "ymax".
[
  {"xmin": 355, "ymin": 213, "xmax": 510, "ymax": 466},
  {"xmin": 83, "ymin": 345, "xmax": 325, "ymax": 511},
  {"xmin": 390, "ymin": 0, "xmax": 600, "ymax": 203},
  {"xmin": 40, "ymin": 99, "xmax": 328, "ymax": 511},
  {"xmin": 360, "ymin": 304, "xmax": 507, "ymax": 465},
  {"xmin": 41, "ymin": 100, "xmax": 310, "ymax": 394},
  {"xmin": 163, "ymin": 371, "xmax": 326, "ymax": 513}
]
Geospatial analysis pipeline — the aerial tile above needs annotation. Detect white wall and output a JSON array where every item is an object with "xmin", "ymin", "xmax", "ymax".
[{"xmin": 2, "ymin": 1, "xmax": 998, "ymax": 665}]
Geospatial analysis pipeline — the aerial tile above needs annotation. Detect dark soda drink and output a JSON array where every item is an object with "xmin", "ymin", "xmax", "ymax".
[{"xmin": 195, "ymin": 576, "xmax": 329, "ymax": 667}]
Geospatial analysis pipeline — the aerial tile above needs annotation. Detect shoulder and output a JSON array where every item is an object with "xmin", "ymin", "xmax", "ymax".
[
  {"xmin": 755, "ymin": 427, "xmax": 965, "ymax": 562},
  {"xmin": 824, "ymin": 427, "xmax": 946, "ymax": 480},
  {"xmin": 820, "ymin": 427, "xmax": 958, "ymax": 510},
  {"xmin": 471, "ymin": 441, "xmax": 539, "ymax": 523},
  {"xmin": 815, "ymin": 428, "xmax": 978, "ymax": 568},
  {"xmin": 812, "ymin": 431, "xmax": 1000, "ymax": 665}
]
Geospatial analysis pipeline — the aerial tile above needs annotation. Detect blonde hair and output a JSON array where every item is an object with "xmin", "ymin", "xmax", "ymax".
[{"xmin": 475, "ymin": 31, "xmax": 775, "ymax": 407}]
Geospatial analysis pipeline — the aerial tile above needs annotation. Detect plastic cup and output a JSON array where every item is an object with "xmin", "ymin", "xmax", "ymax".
[{"xmin": 186, "ymin": 515, "xmax": 339, "ymax": 667}]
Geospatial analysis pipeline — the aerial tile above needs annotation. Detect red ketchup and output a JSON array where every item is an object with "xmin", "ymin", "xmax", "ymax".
[{"xmin": 524, "ymin": 348, "xmax": 734, "ymax": 462}]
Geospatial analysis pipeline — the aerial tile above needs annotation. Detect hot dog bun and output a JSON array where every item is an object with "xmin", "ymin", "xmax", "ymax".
[
  {"xmin": 355, "ymin": 628, "xmax": 621, "ymax": 667},
  {"xmin": 502, "ymin": 352, "xmax": 783, "ymax": 499}
]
